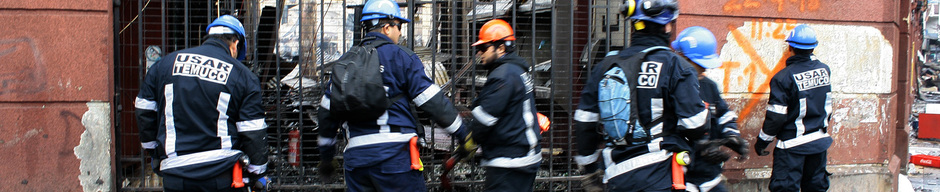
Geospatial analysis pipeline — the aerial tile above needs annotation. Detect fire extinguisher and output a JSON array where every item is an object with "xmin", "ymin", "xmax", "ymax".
[{"xmin": 288, "ymin": 128, "xmax": 301, "ymax": 167}]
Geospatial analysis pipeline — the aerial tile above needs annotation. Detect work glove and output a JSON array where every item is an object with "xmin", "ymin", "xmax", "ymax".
[
  {"xmin": 723, "ymin": 136, "xmax": 750, "ymax": 161},
  {"xmin": 455, "ymin": 136, "xmax": 477, "ymax": 161},
  {"xmin": 580, "ymin": 162, "xmax": 600, "ymax": 174},
  {"xmin": 698, "ymin": 140, "xmax": 731, "ymax": 164},
  {"xmin": 145, "ymin": 149, "xmax": 163, "ymax": 176},
  {"xmin": 317, "ymin": 158, "xmax": 339, "ymax": 183},
  {"xmin": 149, "ymin": 157, "xmax": 162, "ymax": 176},
  {"xmin": 248, "ymin": 174, "xmax": 270, "ymax": 192},
  {"xmin": 580, "ymin": 169, "xmax": 605, "ymax": 192},
  {"xmin": 451, "ymin": 129, "xmax": 477, "ymax": 161},
  {"xmin": 318, "ymin": 145, "xmax": 339, "ymax": 183},
  {"xmin": 754, "ymin": 139, "xmax": 771, "ymax": 156}
]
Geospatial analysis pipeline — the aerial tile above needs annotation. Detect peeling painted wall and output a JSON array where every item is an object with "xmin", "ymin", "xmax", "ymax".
[
  {"xmin": 75, "ymin": 102, "xmax": 112, "ymax": 192},
  {"xmin": 708, "ymin": 21, "xmax": 897, "ymax": 167},
  {"xmin": 0, "ymin": 0, "xmax": 114, "ymax": 191}
]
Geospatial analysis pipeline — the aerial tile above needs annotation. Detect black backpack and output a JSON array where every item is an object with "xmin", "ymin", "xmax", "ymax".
[
  {"xmin": 328, "ymin": 37, "xmax": 402, "ymax": 121},
  {"xmin": 595, "ymin": 46, "xmax": 669, "ymax": 146}
]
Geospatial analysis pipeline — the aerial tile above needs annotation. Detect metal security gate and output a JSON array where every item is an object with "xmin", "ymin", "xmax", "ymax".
[{"xmin": 115, "ymin": 0, "xmax": 627, "ymax": 191}]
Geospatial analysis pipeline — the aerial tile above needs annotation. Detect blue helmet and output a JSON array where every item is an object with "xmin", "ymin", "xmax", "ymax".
[
  {"xmin": 786, "ymin": 24, "xmax": 818, "ymax": 50},
  {"xmin": 206, "ymin": 15, "xmax": 247, "ymax": 61},
  {"xmin": 360, "ymin": 0, "xmax": 411, "ymax": 23},
  {"xmin": 621, "ymin": 0, "xmax": 679, "ymax": 25},
  {"xmin": 672, "ymin": 26, "xmax": 721, "ymax": 69}
]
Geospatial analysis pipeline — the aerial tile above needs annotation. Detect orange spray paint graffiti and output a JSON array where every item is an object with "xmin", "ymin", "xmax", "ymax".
[
  {"xmin": 724, "ymin": 0, "xmax": 821, "ymax": 13},
  {"xmin": 719, "ymin": 19, "xmax": 798, "ymax": 125}
]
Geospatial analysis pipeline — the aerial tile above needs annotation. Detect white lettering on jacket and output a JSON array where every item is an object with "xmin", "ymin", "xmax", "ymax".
[{"xmin": 172, "ymin": 53, "xmax": 233, "ymax": 85}]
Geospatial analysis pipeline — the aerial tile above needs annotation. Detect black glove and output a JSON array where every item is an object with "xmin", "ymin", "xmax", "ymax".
[
  {"xmin": 580, "ymin": 169, "xmax": 605, "ymax": 192},
  {"xmin": 149, "ymin": 157, "xmax": 162, "ymax": 176},
  {"xmin": 700, "ymin": 140, "xmax": 731, "ymax": 164},
  {"xmin": 723, "ymin": 136, "xmax": 750, "ymax": 160},
  {"xmin": 145, "ymin": 149, "xmax": 162, "ymax": 176},
  {"xmin": 248, "ymin": 174, "xmax": 270, "ymax": 192},
  {"xmin": 581, "ymin": 162, "xmax": 600, "ymax": 174},
  {"xmin": 317, "ymin": 158, "xmax": 338, "ymax": 183},
  {"xmin": 754, "ymin": 139, "xmax": 771, "ymax": 156},
  {"xmin": 318, "ymin": 145, "xmax": 339, "ymax": 183}
]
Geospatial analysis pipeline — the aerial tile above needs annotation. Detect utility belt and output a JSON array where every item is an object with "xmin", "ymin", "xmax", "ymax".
[
  {"xmin": 602, "ymin": 149, "xmax": 673, "ymax": 183},
  {"xmin": 346, "ymin": 125, "xmax": 427, "ymax": 171},
  {"xmin": 480, "ymin": 148, "xmax": 542, "ymax": 168}
]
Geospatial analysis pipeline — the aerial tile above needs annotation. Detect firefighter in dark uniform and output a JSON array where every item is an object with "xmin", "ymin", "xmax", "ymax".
[
  {"xmin": 316, "ymin": 0, "xmax": 473, "ymax": 191},
  {"xmin": 136, "ymin": 15, "xmax": 269, "ymax": 192},
  {"xmin": 573, "ymin": 0, "xmax": 711, "ymax": 191},
  {"xmin": 754, "ymin": 24, "xmax": 833, "ymax": 192},
  {"xmin": 672, "ymin": 26, "xmax": 750, "ymax": 192},
  {"xmin": 467, "ymin": 19, "xmax": 542, "ymax": 192}
]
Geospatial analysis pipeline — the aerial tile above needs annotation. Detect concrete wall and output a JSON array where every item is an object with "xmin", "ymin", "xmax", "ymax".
[
  {"xmin": 678, "ymin": 0, "xmax": 912, "ymax": 191},
  {"xmin": 0, "ymin": 0, "xmax": 114, "ymax": 191}
]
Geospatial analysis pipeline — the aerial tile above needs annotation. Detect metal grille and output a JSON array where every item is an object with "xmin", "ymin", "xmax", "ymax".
[{"xmin": 115, "ymin": 0, "xmax": 625, "ymax": 191}]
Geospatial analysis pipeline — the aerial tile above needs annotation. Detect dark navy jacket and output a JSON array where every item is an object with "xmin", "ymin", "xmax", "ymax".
[
  {"xmin": 318, "ymin": 32, "xmax": 469, "ymax": 169},
  {"xmin": 467, "ymin": 53, "xmax": 542, "ymax": 168},
  {"xmin": 699, "ymin": 77, "xmax": 740, "ymax": 139},
  {"xmin": 685, "ymin": 77, "xmax": 740, "ymax": 191},
  {"xmin": 759, "ymin": 53, "xmax": 833, "ymax": 154},
  {"xmin": 136, "ymin": 38, "xmax": 268, "ymax": 179},
  {"xmin": 573, "ymin": 33, "xmax": 709, "ymax": 183}
]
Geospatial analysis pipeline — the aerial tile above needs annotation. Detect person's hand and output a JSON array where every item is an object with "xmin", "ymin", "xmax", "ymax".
[
  {"xmin": 149, "ymin": 157, "xmax": 162, "ymax": 176},
  {"xmin": 754, "ymin": 139, "xmax": 771, "ymax": 156},
  {"xmin": 318, "ymin": 144, "xmax": 338, "ymax": 183},
  {"xmin": 723, "ymin": 136, "xmax": 750, "ymax": 160},
  {"xmin": 580, "ymin": 169, "xmax": 604, "ymax": 192},
  {"xmin": 317, "ymin": 158, "xmax": 339, "ymax": 183},
  {"xmin": 455, "ymin": 136, "xmax": 477, "ymax": 161},
  {"xmin": 248, "ymin": 175, "xmax": 270, "ymax": 192},
  {"xmin": 700, "ymin": 140, "xmax": 731, "ymax": 164}
]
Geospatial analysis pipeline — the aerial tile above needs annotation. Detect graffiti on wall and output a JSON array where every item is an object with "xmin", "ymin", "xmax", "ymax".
[
  {"xmin": 0, "ymin": 38, "xmax": 46, "ymax": 96},
  {"xmin": 710, "ymin": 21, "xmax": 894, "ymax": 128},
  {"xmin": 723, "ymin": 0, "xmax": 821, "ymax": 13}
]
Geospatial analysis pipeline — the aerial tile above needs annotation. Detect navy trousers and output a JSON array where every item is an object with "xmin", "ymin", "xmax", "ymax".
[
  {"xmin": 769, "ymin": 148, "xmax": 829, "ymax": 192},
  {"xmin": 344, "ymin": 150, "xmax": 426, "ymax": 192},
  {"xmin": 483, "ymin": 163, "xmax": 539, "ymax": 192},
  {"xmin": 163, "ymin": 169, "xmax": 237, "ymax": 192}
]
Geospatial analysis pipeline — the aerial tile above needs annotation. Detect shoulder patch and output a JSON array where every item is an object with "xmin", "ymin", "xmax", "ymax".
[
  {"xmin": 792, "ymin": 68, "xmax": 830, "ymax": 91},
  {"xmin": 172, "ymin": 53, "xmax": 233, "ymax": 85}
]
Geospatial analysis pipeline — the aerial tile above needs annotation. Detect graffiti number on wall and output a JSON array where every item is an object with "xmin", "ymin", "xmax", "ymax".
[
  {"xmin": 724, "ymin": 0, "xmax": 821, "ymax": 13},
  {"xmin": 720, "ymin": 20, "xmax": 797, "ymax": 125}
]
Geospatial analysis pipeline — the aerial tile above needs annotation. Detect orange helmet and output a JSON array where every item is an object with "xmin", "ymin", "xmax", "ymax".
[{"xmin": 472, "ymin": 19, "xmax": 516, "ymax": 46}]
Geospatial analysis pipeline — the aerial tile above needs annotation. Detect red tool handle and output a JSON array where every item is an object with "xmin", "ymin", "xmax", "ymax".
[
  {"xmin": 409, "ymin": 137, "xmax": 423, "ymax": 171},
  {"xmin": 232, "ymin": 162, "xmax": 245, "ymax": 188},
  {"xmin": 440, "ymin": 156, "xmax": 458, "ymax": 190}
]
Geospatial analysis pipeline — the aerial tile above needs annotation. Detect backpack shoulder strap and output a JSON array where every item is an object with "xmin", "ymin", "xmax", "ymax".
[
  {"xmin": 613, "ymin": 46, "xmax": 670, "ymax": 72},
  {"xmin": 361, "ymin": 36, "xmax": 392, "ymax": 49},
  {"xmin": 622, "ymin": 46, "xmax": 669, "ymax": 133}
]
